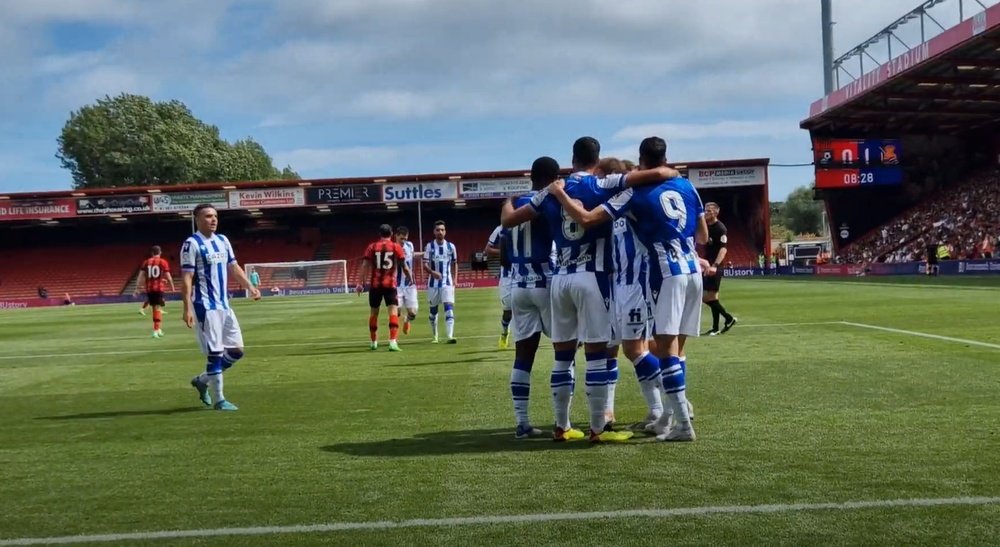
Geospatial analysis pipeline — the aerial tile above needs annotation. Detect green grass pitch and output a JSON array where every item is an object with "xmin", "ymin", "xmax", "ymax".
[{"xmin": 1, "ymin": 277, "xmax": 999, "ymax": 546}]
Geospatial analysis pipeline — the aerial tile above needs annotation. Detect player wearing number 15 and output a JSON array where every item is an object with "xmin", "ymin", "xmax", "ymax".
[
  {"xmin": 134, "ymin": 245, "xmax": 176, "ymax": 338},
  {"xmin": 357, "ymin": 224, "xmax": 413, "ymax": 351}
]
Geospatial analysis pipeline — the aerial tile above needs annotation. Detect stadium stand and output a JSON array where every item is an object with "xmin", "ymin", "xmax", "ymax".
[{"xmin": 840, "ymin": 167, "xmax": 1000, "ymax": 264}]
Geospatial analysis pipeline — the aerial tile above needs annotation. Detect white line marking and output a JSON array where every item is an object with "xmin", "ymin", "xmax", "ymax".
[
  {"xmin": 839, "ymin": 321, "xmax": 1000, "ymax": 350},
  {"xmin": 0, "ymin": 335, "xmax": 500, "ymax": 361},
  {"xmin": 736, "ymin": 321, "xmax": 840, "ymax": 328},
  {"xmin": 757, "ymin": 279, "xmax": 1000, "ymax": 291},
  {"xmin": 1, "ymin": 496, "xmax": 996, "ymax": 545}
]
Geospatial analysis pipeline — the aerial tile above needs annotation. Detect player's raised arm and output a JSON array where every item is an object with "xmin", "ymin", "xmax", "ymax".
[
  {"xmin": 623, "ymin": 166, "xmax": 680, "ymax": 188},
  {"xmin": 500, "ymin": 195, "xmax": 539, "ymax": 228},
  {"xmin": 547, "ymin": 180, "xmax": 613, "ymax": 229}
]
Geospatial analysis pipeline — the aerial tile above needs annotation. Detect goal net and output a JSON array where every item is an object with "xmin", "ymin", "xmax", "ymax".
[{"xmin": 244, "ymin": 260, "xmax": 349, "ymax": 298}]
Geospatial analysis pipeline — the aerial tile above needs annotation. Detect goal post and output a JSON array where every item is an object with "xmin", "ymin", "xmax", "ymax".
[{"xmin": 243, "ymin": 260, "xmax": 349, "ymax": 298}]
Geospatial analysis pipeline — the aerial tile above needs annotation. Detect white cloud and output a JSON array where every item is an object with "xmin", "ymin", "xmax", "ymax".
[
  {"xmin": 271, "ymin": 146, "xmax": 404, "ymax": 172},
  {"xmin": 614, "ymin": 120, "xmax": 804, "ymax": 143}
]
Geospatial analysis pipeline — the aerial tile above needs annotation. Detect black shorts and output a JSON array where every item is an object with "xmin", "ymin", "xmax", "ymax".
[
  {"xmin": 927, "ymin": 256, "xmax": 939, "ymax": 265},
  {"xmin": 368, "ymin": 287, "xmax": 399, "ymax": 308},
  {"xmin": 703, "ymin": 271, "xmax": 723, "ymax": 292},
  {"xmin": 146, "ymin": 291, "xmax": 166, "ymax": 307}
]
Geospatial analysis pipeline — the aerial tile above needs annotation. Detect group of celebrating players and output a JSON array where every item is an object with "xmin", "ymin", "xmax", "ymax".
[{"xmin": 130, "ymin": 134, "xmax": 739, "ymax": 432}]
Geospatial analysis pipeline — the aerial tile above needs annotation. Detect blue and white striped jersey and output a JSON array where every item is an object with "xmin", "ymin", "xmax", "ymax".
[
  {"xmin": 611, "ymin": 216, "xmax": 648, "ymax": 287},
  {"xmin": 423, "ymin": 239, "xmax": 457, "ymax": 288},
  {"xmin": 396, "ymin": 240, "xmax": 416, "ymax": 288},
  {"xmin": 530, "ymin": 172, "xmax": 626, "ymax": 275},
  {"xmin": 181, "ymin": 232, "xmax": 237, "ymax": 310},
  {"xmin": 602, "ymin": 177, "xmax": 704, "ymax": 278},
  {"xmin": 486, "ymin": 225, "xmax": 512, "ymax": 279},
  {"xmin": 508, "ymin": 193, "xmax": 555, "ymax": 289}
]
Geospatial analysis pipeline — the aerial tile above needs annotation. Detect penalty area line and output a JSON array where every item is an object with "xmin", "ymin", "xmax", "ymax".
[{"xmin": 1, "ymin": 496, "xmax": 998, "ymax": 545}]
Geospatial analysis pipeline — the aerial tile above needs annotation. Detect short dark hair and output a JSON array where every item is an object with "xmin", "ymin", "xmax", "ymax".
[
  {"xmin": 572, "ymin": 136, "xmax": 600, "ymax": 168},
  {"xmin": 434, "ymin": 220, "xmax": 446, "ymax": 228},
  {"xmin": 395, "ymin": 226, "xmax": 409, "ymax": 236},
  {"xmin": 639, "ymin": 137, "xmax": 667, "ymax": 166},
  {"xmin": 193, "ymin": 203, "xmax": 215, "ymax": 218},
  {"xmin": 530, "ymin": 156, "xmax": 560, "ymax": 190},
  {"xmin": 150, "ymin": 245, "xmax": 161, "ymax": 256},
  {"xmin": 379, "ymin": 224, "xmax": 393, "ymax": 237}
]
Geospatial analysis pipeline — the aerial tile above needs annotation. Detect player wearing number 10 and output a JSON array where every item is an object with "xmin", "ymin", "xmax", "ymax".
[
  {"xmin": 357, "ymin": 224, "xmax": 413, "ymax": 351},
  {"xmin": 134, "ymin": 245, "xmax": 176, "ymax": 338}
]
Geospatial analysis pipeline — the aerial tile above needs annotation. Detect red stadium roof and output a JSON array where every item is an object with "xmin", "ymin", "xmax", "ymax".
[
  {"xmin": 0, "ymin": 158, "xmax": 771, "ymax": 201},
  {"xmin": 802, "ymin": 2, "xmax": 1000, "ymax": 134}
]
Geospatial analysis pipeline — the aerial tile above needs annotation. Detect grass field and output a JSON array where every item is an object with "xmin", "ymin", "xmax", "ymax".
[{"xmin": 2, "ymin": 277, "xmax": 999, "ymax": 546}]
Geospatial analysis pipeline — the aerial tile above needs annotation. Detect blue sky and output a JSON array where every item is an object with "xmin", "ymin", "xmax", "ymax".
[{"xmin": 0, "ymin": 0, "xmax": 958, "ymax": 200}]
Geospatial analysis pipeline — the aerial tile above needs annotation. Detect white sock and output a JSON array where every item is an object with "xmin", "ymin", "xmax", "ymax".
[
  {"xmin": 445, "ymin": 307, "xmax": 455, "ymax": 338},
  {"xmin": 197, "ymin": 372, "xmax": 210, "ymax": 385},
  {"xmin": 584, "ymin": 354, "xmax": 608, "ymax": 432},
  {"xmin": 429, "ymin": 314, "xmax": 438, "ymax": 337},
  {"xmin": 550, "ymin": 353, "xmax": 575, "ymax": 430},
  {"xmin": 510, "ymin": 366, "xmax": 531, "ymax": 426},
  {"xmin": 632, "ymin": 352, "xmax": 663, "ymax": 418},
  {"xmin": 209, "ymin": 373, "xmax": 225, "ymax": 403}
]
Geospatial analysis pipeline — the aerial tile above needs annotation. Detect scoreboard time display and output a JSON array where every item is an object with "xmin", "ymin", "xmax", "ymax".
[{"xmin": 813, "ymin": 138, "xmax": 903, "ymax": 189}]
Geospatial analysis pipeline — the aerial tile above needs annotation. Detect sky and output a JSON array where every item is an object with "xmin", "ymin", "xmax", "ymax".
[{"xmin": 0, "ymin": 0, "xmax": 977, "ymax": 200}]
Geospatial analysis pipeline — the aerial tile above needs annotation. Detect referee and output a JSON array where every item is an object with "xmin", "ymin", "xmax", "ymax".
[{"xmin": 702, "ymin": 202, "xmax": 737, "ymax": 335}]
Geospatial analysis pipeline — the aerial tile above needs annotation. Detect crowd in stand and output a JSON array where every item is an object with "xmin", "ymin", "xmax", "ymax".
[{"xmin": 840, "ymin": 168, "xmax": 1000, "ymax": 264}]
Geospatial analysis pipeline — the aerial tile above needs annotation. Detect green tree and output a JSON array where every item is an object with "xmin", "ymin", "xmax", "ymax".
[
  {"xmin": 57, "ymin": 94, "xmax": 298, "ymax": 188},
  {"xmin": 781, "ymin": 185, "xmax": 823, "ymax": 235}
]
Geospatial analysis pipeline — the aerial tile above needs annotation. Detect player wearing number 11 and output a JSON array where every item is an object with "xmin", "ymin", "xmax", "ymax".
[{"xmin": 357, "ymin": 224, "xmax": 413, "ymax": 351}]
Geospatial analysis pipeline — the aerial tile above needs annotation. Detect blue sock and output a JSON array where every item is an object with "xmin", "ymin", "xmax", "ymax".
[{"xmin": 222, "ymin": 349, "xmax": 243, "ymax": 371}]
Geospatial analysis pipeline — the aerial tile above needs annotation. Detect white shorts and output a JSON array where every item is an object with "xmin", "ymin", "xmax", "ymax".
[
  {"xmin": 195, "ymin": 307, "xmax": 244, "ymax": 355},
  {"xmin": 511, "ymin": 286, "xmax": 551, "ymax": 342},
  {"xmin": 549, "ymin": 272, "xmax": 613, "ymax": 344},
  {"xmin": 399, "ymin": 285, "xmax": 419, "ymax": 311},
  {"xmin": 650, "ymin": 274, "xmax": 703, "ymax": 337},
  {"xmin": 613, "ymin": 282, "xmax": 651, "ymax": 344},
  {"xmin": 426, "ymin": 286, "xmax": 456, "ymax": 307},
  {"xmin": 499, "ymin": 276, "xmax": 513, "ymax": 311}
]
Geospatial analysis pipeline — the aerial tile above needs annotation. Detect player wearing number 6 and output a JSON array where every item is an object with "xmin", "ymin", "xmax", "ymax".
[
  {"xmin": 357, "ymin": 224, "xmax": 413, "ymax": 351},
  {"xmin": 182, "ymin": 204, "xmax": 260, "ymax": 412},
  {"xmin": 551, "ymin": 137, "xmax": 707, "ymax": 442},
  {"xmin": 134, "ymin": 245, "xmax": 176, "ymax": 338}
]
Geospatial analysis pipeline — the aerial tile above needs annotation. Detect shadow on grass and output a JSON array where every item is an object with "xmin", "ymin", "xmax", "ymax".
[
  {"xmin": 37, "ymin": 407, "xmax": 204, "ymax": 420},
  {"xmin": 320, "ymin": 427, "xmax": 650, "ymax": 457}
]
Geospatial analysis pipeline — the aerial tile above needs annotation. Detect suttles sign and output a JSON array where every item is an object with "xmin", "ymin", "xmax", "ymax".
[{"xmin": 382, "ymin": 181, "xmax": 457, "ymax": 202}]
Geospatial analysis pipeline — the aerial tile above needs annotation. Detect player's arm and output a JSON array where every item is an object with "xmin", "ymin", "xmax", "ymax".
[
  {"xmin": 422, "ymin": 246, "xmax": 441, "ymax": 279},
  {"xmin": 697, "ymin": 215, "xmax": 710, "ymax": 246},
  {"xmin": 708, "ymin": 222, "xmax": 726, "ymax": 265},
  {"xmin": 623, "ymin": 166, "xmax": 680, "ymax": 188},
  {"xmin": 450, "ymin": 245, "xmax": 458, "ymax": 283},
  {"xmin": 357, "ymin": 257, "xmax": 372, "ymax": 292},
  {"xmin": 396, "ymin": 246, "xmax": 413, "ymax": 284},
  {"xmin": 223, "ymin": 239, "xmax": 259, "ymax": 299},
  {"xmin": 180, "ymin": 240, "xmax": 196, "ymax": 327},
  {"xmin": 133, "ymin": 269, "xmax": 147, "ymax": 296},
  {"xmin": 500, "ymin": 194, "xmax": 541, "ymax": 228},
  {"xmin": 548, "ymin": 180, "xmax": 613, "ymax": 229}
]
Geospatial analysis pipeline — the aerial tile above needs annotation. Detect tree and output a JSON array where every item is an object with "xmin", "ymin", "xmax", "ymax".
[
  {"xmin": 781, "ymin": 185, "xmax": 823, "ymax": 235},
  {"xmin": 57, "ymin": 94, "xmax": 299, "ymax": 188}
]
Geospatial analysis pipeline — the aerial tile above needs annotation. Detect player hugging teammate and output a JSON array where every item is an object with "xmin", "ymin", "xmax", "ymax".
[{"xmin": 503, "ymin": 136, "xmax": 704, "ymax": 443}]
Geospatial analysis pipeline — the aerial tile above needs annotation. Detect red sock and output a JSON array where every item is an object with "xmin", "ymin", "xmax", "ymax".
[
  {"xmin": 152, "ymin": 309, "xmax": 162, "ymax": 331},
  {"xmin": 389, "ymin": 315, "xmax": 400, "ymax": 341},
  {"xmin": 369, "ymin": 315, "xmax": 378, "ymax": 342}
]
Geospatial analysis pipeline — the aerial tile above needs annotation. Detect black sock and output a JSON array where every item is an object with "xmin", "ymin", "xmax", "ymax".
[
  {"xmin": 717, "ymin": 301, "xmax": 733, "ymax": 322},
  {"xmin": 709, "ymin": 301, "xmax": 721, "ymax": 330}
]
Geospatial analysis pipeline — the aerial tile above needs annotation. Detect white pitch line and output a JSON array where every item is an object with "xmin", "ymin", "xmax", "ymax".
[
  {"xmin": 839, "ymin": 321, "xmax": 1000, "ymax": 350},
  {"xmin": 0, "ymin": 334, "xmax": 500, "ymax": 361},
  {"xmin": 735, "ymin": 321, "xmax": 840, "ymax": 328},
  {"xmin": 1, "ymin": 496, "xmax": 997, "ymax": 546}
]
